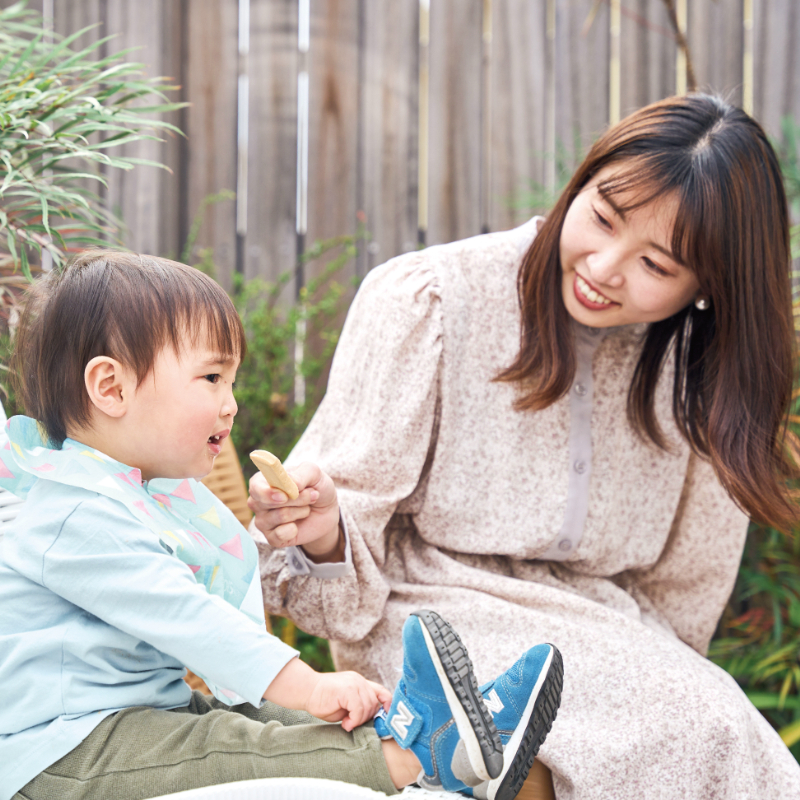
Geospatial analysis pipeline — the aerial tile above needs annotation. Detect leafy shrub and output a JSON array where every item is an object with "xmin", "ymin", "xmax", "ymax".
[
  {"xmin": 0, "ymin": 1, "xmax": 182, "ymax": 275},
  {"xmin": 229, "ymin": 234, "xmax": 361, "ymax": 473}
]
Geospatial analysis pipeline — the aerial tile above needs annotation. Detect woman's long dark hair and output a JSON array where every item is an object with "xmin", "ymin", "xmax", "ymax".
[{"xmin": 497, "ymin": 94, "xmax": 799, "ymax": 531}]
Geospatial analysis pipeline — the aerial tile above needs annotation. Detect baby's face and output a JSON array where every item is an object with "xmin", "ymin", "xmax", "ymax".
[{"xmin": 124, "ymin": 339, "xmax": 240, "ymax": 482}]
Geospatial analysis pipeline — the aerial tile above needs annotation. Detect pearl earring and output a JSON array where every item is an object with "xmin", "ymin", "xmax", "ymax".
[{"xmin": 694, "ymin": 296, "xmax": 709, "ymax": 311}]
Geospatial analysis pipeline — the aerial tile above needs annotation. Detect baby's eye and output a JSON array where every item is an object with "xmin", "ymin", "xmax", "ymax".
[{"xmin": 204, "ymin": 374, "xmax": 221, "ymax": 384}]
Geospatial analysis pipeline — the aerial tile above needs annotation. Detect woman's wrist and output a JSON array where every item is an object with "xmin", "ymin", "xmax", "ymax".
[{"xmin": 301, "ymin": 517, "xmax": 345, "ymax": 563}]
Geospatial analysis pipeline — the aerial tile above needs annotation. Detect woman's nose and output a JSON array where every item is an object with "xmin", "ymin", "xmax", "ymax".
[{"xmin": 586, "ymin": 249, "xmax": 625, "ymax": 288}]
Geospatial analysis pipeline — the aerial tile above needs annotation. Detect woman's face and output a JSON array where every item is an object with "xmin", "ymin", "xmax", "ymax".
[{"xmin": 559, "ymin": 166, "xmax": 701, "ymax": 328}]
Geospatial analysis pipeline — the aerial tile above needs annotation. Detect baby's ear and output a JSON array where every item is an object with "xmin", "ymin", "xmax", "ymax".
[{"xmin": 84, "ymin": 356, "xmax": 131, "ymax": 418}]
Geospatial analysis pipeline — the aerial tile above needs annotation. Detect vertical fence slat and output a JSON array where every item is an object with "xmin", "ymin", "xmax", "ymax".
[
  {"xmin": 490, "ymin": 0, "xmax": 548, "ymax": 229},
  {"xmin": 244, "ymin": 0, "xmax": 298, "ymax": 286},
  {"xmin": 427, "ymin": 0, "xmax": 482, "ymax": 245},
  {"xmin": 183, "ymin": 0, "xmax": 239, "ymax": 290},
  {"xmin": 620, "ymin": 0, "xmax": 677, "ymax": 115},
  {"xmin": 555, "ymin": 0, "xmax": 609, "ymax": 175},
  {"xmin": 304, "ymin": 0, "xmax": 359, "ymax": 283},
  {"xmin": 103, "ymin": 0, "xmax": 183, "ymax": 260},
  {"xmin": 754, "ymin": 0, "xmax": 800, "ymax": 140},
  {"xmin": 357, "ymin": 1, "xmax": 419, "ymax": 270},
  {"xmin": 53, "ymin": 0, "xmax": 101, "ymax": 37},
  {"xmin": 688, "ymin": 0, "xmax": 745, "ymax": 105}
]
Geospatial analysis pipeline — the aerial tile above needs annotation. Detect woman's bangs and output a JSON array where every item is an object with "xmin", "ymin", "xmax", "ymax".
[{"xmin": 597, "ymin": 156, "xmax": 704, "ymax": 273}]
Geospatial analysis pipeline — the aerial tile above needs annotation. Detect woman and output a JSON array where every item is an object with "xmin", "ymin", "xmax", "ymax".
[{"xmin": 250, "ymin": 94, "xmax": 800, "ymax": 798}]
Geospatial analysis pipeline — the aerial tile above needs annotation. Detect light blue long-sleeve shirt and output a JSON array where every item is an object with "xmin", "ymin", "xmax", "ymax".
[{"xmin": 0, "ymin": 419, "xmax": 299, "ymax": 800}]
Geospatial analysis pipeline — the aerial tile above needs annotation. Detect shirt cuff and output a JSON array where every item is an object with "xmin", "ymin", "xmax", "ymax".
[{"xmin": 285, "ymin": 513, "xmax": 353, "ymax": 579}]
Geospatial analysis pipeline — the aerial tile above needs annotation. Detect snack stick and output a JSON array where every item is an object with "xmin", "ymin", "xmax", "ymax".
[{"xmin": 250, "ymin": 450, "xmax": 300, "ymax": 500}]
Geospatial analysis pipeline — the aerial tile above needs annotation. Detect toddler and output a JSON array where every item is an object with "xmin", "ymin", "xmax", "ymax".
[{"xmin": 0, "ymin": 251, "xmax": 562, "ymax": 800}]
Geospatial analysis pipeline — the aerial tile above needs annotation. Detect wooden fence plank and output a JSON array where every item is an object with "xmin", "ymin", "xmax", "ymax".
[
  {"xmin": 102, "ymin": 0, "xmax": 184, "ymax": 260},
  {"xmin": 688, "ymin": 0, "xmax": 744, "ymax": 106},
  {"xmin": 753, "ymin": 0, "xmax": 800, "ymax": 140},
  {"xmin": 244, "ymin": 0, "xmax": 299, "ymax": 286},
  {"xmin": 427, "ymin": 0, "xmax": 482, "ymax": 245},
  {"xmin": 305, "ymin": 0, "xmax": 360, "ymax": 283},
  {"xmin": 620, "ymin": 0, "xmax": 677, "ymax": 115},
  {"xmin": 183, "ymin": 0, "xmax": 239, "ymax": 290},
  {"xmin": 555, "ymin": 0, "xmax": 610, "ymax": 177},
  {"xmin": 490, "ymin": 0, "xmax": 548, "ymax": 228},
  {"xmin": 357, "ymin": 0, "xmax": 419, "ymax": 272}
]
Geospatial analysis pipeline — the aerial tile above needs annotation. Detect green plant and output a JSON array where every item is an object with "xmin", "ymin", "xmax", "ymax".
[
  {"xmin": 0, "ymin": 0, "xmax": 184, "ymax": 275},
  {"xmin": 180, "ymin": 189, "xmax": 236, "ymax": 279},
  {"xmin": 513, "ymin": 131, "xmax": 584, "ymax": 216},
  {"xmin": 709, "ymin": 522, "xmax": 800, "ymax": 757},
  {"xmin": 230, "ymin": 233, "xmax": 363, "ymax": 473}
]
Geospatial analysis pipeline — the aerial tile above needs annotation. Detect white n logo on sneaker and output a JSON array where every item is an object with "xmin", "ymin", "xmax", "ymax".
[
  {"xmin": 484, "ymin": 689, "xmax": 504, "ymax": 716},
  {"xmin": 390, "ymin": 701, "xmax": 415, "ymax": 739}
]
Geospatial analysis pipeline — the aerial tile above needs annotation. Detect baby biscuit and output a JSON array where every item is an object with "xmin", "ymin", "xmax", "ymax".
[{"xmin": 250, "ymin": 450, "xmax": 300, "ymax": 500}]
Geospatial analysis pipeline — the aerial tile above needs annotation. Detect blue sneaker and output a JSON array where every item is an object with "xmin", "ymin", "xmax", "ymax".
[
  {"xmin": 467, "ymin": 644, "xmax": 563, "ymax": 800},
  {"xmin": 374, "ymin": 610, "xmax": 504, "ymax": 792}
]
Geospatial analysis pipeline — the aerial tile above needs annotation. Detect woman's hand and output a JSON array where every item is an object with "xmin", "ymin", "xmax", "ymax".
[
  {"xmin": 264, "ymin": 658, "xmax": 392, "ymax": 732},
  {"xmin": 248, "ymin": 462, "xmax": 343, "ymax": 561}
]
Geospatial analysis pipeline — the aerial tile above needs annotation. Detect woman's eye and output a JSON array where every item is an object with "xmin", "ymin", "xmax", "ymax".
[
  {"xmin": 643, "ymin": 257, "xmax": 669, "ymax": 277},
  {"xmin": 204, "ymin": 374, "xmax": 220, "ymax": 384},
  {"xmin": 593, "ymin": 208, "xmax": 611, "ymax": 229}
]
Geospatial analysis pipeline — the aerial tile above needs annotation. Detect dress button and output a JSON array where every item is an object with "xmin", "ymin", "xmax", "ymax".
[
  {"xmin": 558, "ymin": 539, "xmax": 572, "ymax": 552},
  {"xmin": 574, "ymin": 382, "xmax": 587, "ymax": 397},
  {"xmin": 574, "ymin": 460, "xmax": 587, "ymax": 474}
]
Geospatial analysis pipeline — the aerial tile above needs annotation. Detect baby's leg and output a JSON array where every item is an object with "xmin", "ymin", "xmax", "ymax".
[{"xmin": 14, "ymin": 692, "xmax": 397, "ymax": 800}]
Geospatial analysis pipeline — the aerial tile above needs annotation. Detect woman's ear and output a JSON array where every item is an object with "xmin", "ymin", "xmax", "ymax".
[{"xmin": 84, "ymin": 356, "xmax": 133, "ymax": 419}]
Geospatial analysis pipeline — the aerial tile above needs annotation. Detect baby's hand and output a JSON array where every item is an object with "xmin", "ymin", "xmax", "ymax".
[
  {"xmin": 305, "ymin": 671, "xmax": 392, "ymax": 732},
  {"xmin": 248, "ymin": 462, "xmax": 341, "ymax": 559}
]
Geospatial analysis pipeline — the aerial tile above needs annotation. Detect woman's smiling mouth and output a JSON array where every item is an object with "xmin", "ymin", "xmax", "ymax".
[{"xmin": 574, "ymin": 274, "xmax": 617, "ymax": 310}]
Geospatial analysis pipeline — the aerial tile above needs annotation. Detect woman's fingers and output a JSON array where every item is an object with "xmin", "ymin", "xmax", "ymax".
[
  {"xmin": 249, "ymin": 473, "xmax": 318, "ymax": 510},
  {"xmin": 265, "ymin": 522, "xmax": 300, "ymax": 548}
]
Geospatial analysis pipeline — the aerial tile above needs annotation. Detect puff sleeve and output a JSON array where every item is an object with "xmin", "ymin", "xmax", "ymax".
[
  {"xmin": 256, "ymin": 252, "xmax": 444, "ymax": 642},
  {"xmin": 629, "ymin": 452, "xmax": 749, "ymax": 655}
]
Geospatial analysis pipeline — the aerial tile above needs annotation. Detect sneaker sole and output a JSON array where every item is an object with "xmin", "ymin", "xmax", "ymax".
[
  {"xmin": 487, "ymin": 644, "xmax": 563, "ymax": 800},
  {"xmin": 412, "ymin": 610, "xmax": 504, "ymax": 781}
]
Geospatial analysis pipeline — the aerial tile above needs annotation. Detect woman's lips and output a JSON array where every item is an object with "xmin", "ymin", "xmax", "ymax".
[{"xmin": 573, "ymin": 274, "xmax": 617, "ymax": 310}]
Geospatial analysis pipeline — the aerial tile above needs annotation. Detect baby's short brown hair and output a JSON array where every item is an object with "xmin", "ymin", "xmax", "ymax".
[{"xmin": 12, "ymin": 250, "xmax": 247, "ymax": 445}]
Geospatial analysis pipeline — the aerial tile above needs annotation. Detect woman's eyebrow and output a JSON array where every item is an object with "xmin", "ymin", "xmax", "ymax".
[
  {"xmin": 597, "ymin": 186, "xmax": 685, "ymax": 266},
  {"xmin": 649, "ymin": 241, "xmax": 684, "ymax": 265}
]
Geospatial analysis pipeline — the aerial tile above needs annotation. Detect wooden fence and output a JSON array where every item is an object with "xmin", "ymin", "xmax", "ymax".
[{"xmin": 5, "ymin": 0, "xmax": 800, "ymax": 295}]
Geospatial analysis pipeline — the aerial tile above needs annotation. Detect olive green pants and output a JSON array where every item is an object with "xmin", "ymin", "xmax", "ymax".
[{"xmin": 14, "ymin": 692, "xmax": 397, "ymax": 800}]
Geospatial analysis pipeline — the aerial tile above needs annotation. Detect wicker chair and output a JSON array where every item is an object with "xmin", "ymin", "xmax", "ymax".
[{"xmin": 200, "ymin": 436, "xmax": 556, "ymax": 800}]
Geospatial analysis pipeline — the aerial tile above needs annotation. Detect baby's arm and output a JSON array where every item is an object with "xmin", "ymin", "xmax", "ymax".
[
  {"xmin": 249, "ymin": 461, "xmax": 344, "ymax": 563},
  {"xmin": 264, "ymin": 657, "xmax": 391, "ymax": 731}
]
